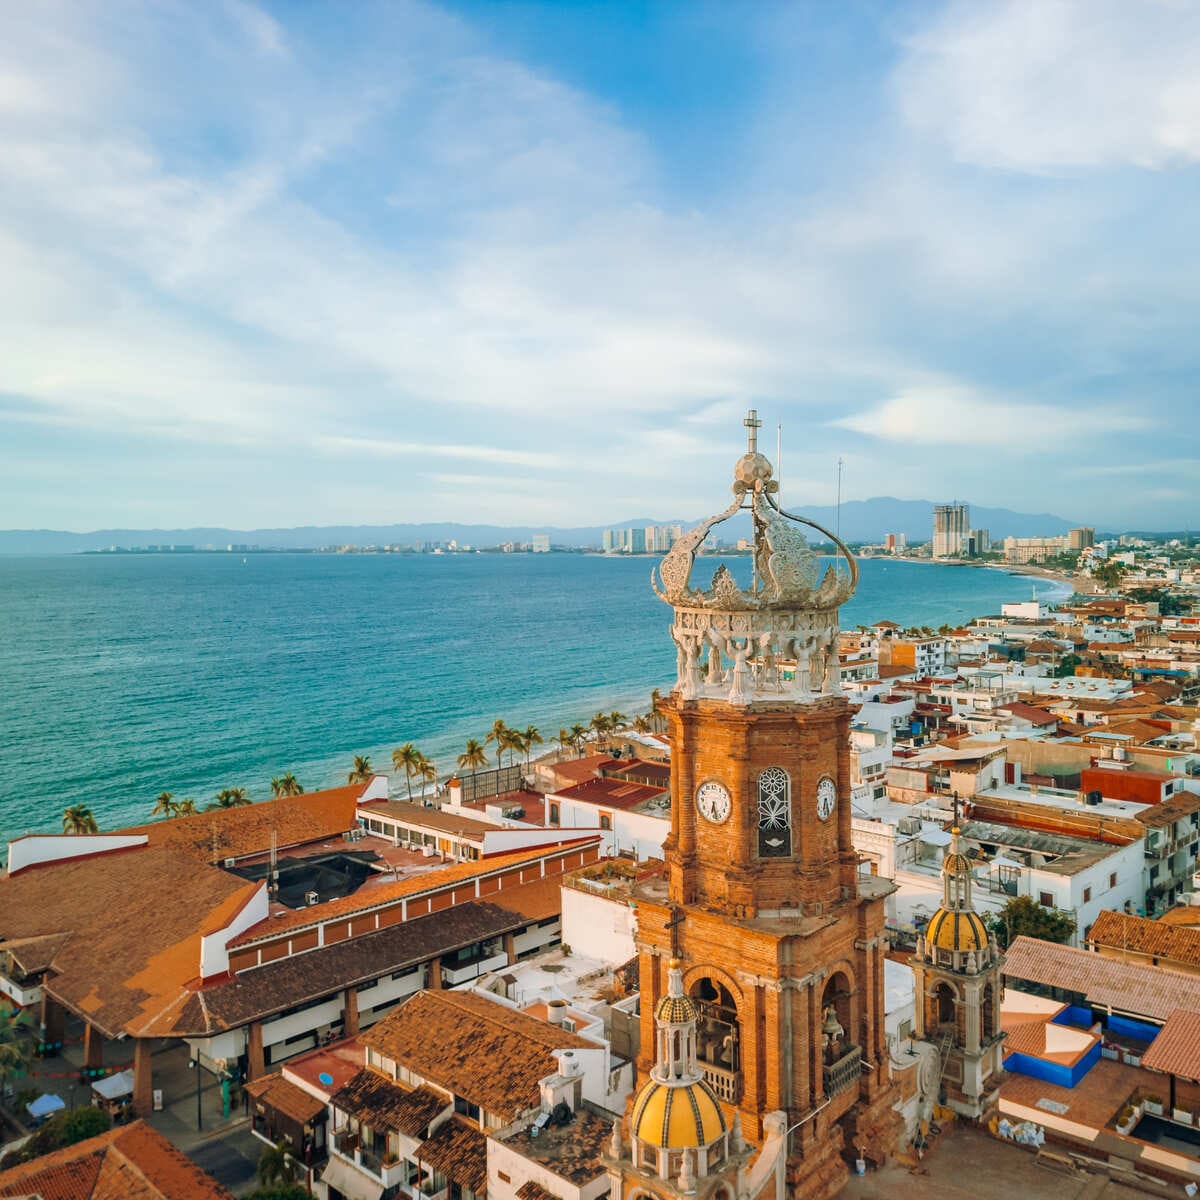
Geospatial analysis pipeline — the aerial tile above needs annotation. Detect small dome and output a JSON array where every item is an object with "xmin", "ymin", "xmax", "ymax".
[
  {"xmin": 631, "ymin": 1079, "xmax": 726, "ymax": 1149},
  {"xmin": 942, "ymin": 851, "xmax": 972, "ymax": 876},
  {"xmin": 655, "ymin": 992, "xmax": 698, "ymax": 1023},
  {"xmin": 926, "ymin": 907, "xmax": 989, "ymax": 953},
  {"xmin": 733, "ymin": 451, "xmax": 772, "ymax": 489}
]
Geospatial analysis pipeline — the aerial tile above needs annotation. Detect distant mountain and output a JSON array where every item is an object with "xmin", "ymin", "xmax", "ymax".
[{"xmin": 0, "ymin": 498, "xmax": 1082, "ymax": 555}]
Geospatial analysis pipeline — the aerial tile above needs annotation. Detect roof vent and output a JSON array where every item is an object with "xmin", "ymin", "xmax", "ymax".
[{"xmin": 305, "ymin": 891, "xmax": 319, "ymax": 906}]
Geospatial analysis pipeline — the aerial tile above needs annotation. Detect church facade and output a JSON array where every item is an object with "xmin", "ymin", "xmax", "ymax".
[{"xmin": 611, "ymin": 413, "xmax": 901, "ymax": 1200}]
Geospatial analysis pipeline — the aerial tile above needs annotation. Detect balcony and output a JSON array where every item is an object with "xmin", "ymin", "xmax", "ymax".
[
  {"xmin": 334, "ymin": 1131, "xmax": 359, "ymax": 1158},
  {"xmin": 823, "ymin": 1045, "xmax": 862, "ymax": 1098},
  {"xmin": 700, "ymin": 1063, "xmax": 741, "ymax": 1104}
]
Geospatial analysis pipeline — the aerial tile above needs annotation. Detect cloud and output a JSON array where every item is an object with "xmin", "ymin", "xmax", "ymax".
[
  {"xmin": 832, "ymin": 388, "xmax": 1152, "ymax": 447},
  {"xmin": 315, "ymin": 437, "xmax": 557, "ymax": 469},
  {"xmin": 896, "ymin": 0, "xmax": 1200, "ymax": 171}
]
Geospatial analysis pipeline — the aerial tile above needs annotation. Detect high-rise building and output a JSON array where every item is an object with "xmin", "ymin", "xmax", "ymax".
[
  {"xmin": 884, "ymin": 533, "xmax": 896, "ymax": 552},
  {"xmin": 632, "ymin": 414, "xmax": 900, "ymax": 1198},
  {"xmin": 628, "ymin": 527, "xmax": 646, "ymax": 554},
  {"xmin": 968, "ymin": 528, "xmax": 990, "ymax": 555},
  {"xmin": 932, "ymin": 503, "xmax": 969, "ymax": 558},
  {"xmin": 1069, "ymin": 527, "xmax": 1095, "ymax": 551},
  {"xmin": 602, "ymin": 529, "xmax": 617, "ymax": 552},
  {"xmin": 532, "ymin": 533, "xmax": 551, "ymax": 553}
]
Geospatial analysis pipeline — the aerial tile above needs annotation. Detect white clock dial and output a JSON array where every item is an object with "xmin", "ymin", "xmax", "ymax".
[
  {"xmin": 696, "ymin": 781, "xmax": 731, "ymax": 824},
  {"xmin": 816, "ymin": 776, "xmax": 837, "ymax": 821}
]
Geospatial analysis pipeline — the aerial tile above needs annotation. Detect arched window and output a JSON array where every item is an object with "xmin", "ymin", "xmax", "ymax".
[{"xmin": 757, "ymin": 767, "xmax": 791, "ymax": 857}]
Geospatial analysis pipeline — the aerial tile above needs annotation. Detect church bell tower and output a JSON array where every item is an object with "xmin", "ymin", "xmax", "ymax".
[{"xmin": 632, "ymin": 412, "xmax": 900, "ymax": 1200}]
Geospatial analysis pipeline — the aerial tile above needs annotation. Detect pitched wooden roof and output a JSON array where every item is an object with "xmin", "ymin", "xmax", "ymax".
[{"xmin": 1088, "ymin": 910, "xmax": 1200, "ymax": 968}]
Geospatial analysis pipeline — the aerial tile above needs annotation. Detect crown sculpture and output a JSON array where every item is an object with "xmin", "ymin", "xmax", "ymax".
[{"xmin": 652, "ymin": 409, "xmax": 858, "ymax": 706}]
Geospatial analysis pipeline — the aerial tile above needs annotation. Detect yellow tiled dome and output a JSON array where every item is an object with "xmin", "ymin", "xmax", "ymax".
[
  {"xmin": 926, "ymin": 907, "xmax": 989, "ymax": 953},
  {"xmin": 631, "ymin": 1079, "xmax": 726, "ymax": 1149},
  {"xmin": 942, "ymin": 851, "xmax": 972, "ymax": 876},
  {"xmin": 655, "ymin": 992, "xmax": 699, "ymax": 1023}
]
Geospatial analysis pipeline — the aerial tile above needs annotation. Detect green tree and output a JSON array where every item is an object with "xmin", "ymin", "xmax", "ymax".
[
  {"xmin": 633, "ymin": 713, "xmax": 651, "ymax": 735},
  {"xmin": 457, "ymin": 738, "xmax": 488, "ymax": 777},
  {"xmin": 520, "ymin": 725, "xmax": 543, "ymax": 771},
  {"xmin": 347, "ymin": 755, "xmax": 373, "ymax": 784},
  {"xmin": 392, "ymin": 743, "xmax": 424, "ymax": 799},
  {"xmin": 500, "ymin": 726, "xmax": 525, "ymax": 769},
  {"xmin": 485, "ymin": 719, "xmax": 511, "ymax": 770},
  {"xmin": 419, "ymin": 755, "xmax": 438, "ymax": 794},
  {"xmin": 3, "ymin": 1106, "xmax": 110, "ymax": 1167},
  {"xmin": 256, "ymin": 1140, "xmax": 297, "ymax": 1188},
  {"xmin": 1053, "ymin": 653, "xmax": 1083, "ymax": 678},
  {"xmin": 985, "ymin": 895, "xmax": 1077, "ymax": 950},
  {"xmin": 555, "ymin": 728, "xmax": 574, "ymax": 759},
  {"xmin": 61, "ymin": 805, "xmax": 98, "ymax": 834},
  {"xmin": 211, "ymin": 787, "xmax": 250, "ymax": 809},
  {"xmin": 0, "ymin": 1002, "xmax": 34, "ymax": 1092},
  {"xmin": 1092, "ymin": 559, "xmax": 1129, "ymax": 590},
  {"xmin": 151, "ymin": 791, "xmax": 177, "ymax": 819},
  {"xmin": 569, "ymin": 722, "xmax": 588, "ymax": 756},
  {"xmin": 246, "ymin": 1187, "xmax": 310, "ymax": 1200},
  {"xmin": 589, "ymin": 711, "xmax": 611, "ymax": 746}
]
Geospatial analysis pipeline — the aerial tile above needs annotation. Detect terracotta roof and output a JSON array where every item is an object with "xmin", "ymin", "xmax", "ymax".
[
  {"xmin": 416, "ymin": 1117, "xmax": 488, "ymax": 1194},
  {"xmin": 118, "ymin": 784, "xmax": 368, "ymax": 862},
  {"xmin": 2, "ymin": 932, "xmax": 75, "ymax": 977},
  {"xmin": 331, "ymin": 1069, "xmax": 448, "ymax": 1135},
  {"xmin": 1140, "ymin": 1009, "xmax": 1200, "ymax": 1080},
  {"xmin": 1088, "ymin": 910, "xmax": 1200, "ymax": 968},
  {"xmin": 1157, "ymin": 906, "xmax": 1200, "ymax": 928},
  {"xmin": 0, "ymin": 1120, "xmax": 232, "ymax": 1199},
  {"xmin": 1002, "ymin": 1020, "xmax": 1095, "ymax": 1066},
  {"xmin": 0, "ymin": 845, "xmax": 255, "ymax": 1038},
  {"xmin": 363, "ymin": 990, "xmax": 597, "ymax": 1121},
  {"xmin": 1133, "ymin": 790, "xmax": 1200, "ymax": 827},
  {"xmin": 517, "ymin": 1181, "xmax": 560, "ymax": 1200},
  {"xmin": 547, "ymin": 756, "xmax": 622, "ymax": 786},
  {"xmin": 1003, "ymin": 936, "xmax": 1198, "ymax": 1021},
  {"xmin": 244, "ymin": 1071, "xmax": 327, "ymax": 1125},
  {"xmin": 164, "ymin": 900, "xmax": 526, "ymax": 1036},
  {"xmin": 996, "ymin": 702, "xmax": 1059, "ymax": 726},
  {"xmin": 553, "ymin": 778, "xmax": 666, "ymax": 811}
]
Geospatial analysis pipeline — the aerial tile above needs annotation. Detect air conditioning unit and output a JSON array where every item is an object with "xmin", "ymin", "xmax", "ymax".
[
  {"xmin": 224, "ymin": 857, "xmax": 236, "ymax": 868},
  {"xmin": 422, "ymin": 845, "xmax": 436, "ymax": 857},
  {"xmin": 305, "ymin": 891, "xmax": 319, "ymax": 906}
]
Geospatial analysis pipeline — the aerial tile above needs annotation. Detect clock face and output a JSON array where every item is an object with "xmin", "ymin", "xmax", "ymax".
[
  {"xmin": 696, "ymin": 780, "xmax": 731, "ymax": 824},
  {"xmin": 816, "ymin": 776, "xmax": 837, "ymax": 821}
]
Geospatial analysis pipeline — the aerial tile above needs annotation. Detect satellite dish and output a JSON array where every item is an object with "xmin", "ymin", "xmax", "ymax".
[{"xmin": 318, "ymin": 1072, "xmax": 334, "ymax": 1086}]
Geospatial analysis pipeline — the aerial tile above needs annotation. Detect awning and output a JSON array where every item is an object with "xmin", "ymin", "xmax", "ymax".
[
  {"xmin": 26, "ymin": 1092, "xmax": 66, "ymax": 1120},
  {"xmin": 319, "ymin": 1156, "xmax": 384, "ymax": 1200},
  {"xmin": 92, "ymin": 1069, "xmax": 134, "ymax": 1101}
]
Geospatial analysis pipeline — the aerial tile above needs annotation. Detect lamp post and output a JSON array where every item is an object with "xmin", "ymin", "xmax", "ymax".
[{"xmin": 187, "ymin": 1057, "xmax": 202, "ymax": 1132}]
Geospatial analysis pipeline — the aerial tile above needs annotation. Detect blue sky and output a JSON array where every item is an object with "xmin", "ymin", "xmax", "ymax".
[{"xmin": 1, "ymin": 0, "xmax": 1198, "ymax": 531}]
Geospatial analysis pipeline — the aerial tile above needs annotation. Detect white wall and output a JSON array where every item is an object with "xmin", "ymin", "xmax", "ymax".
[
  {"xmin": 199, "ymin": 883, "xmax": 269, "ymax": 979},
  {"xmin": 8, "ymin": 834, "xmax": 146, "ymax": 874},
  {"xmin": 261, "ymin": 994, "xmax": 344, "ymax": 1048},
  {"xmin": 550, "ymin": 796, "xmax": 668, "ymax": 861},
  {"xmin": 488, "ymin": 1137, "xmax": 608, "ymax": 1200},
  {"xmin": 561, "ymin": 886, "xmax": 637, "ymax": 966}
]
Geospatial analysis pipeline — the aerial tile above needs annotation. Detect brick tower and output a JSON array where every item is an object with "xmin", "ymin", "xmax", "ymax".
[{"xmin": 633, "ymin": 412, "xmax": 900, "ymax": 1200}]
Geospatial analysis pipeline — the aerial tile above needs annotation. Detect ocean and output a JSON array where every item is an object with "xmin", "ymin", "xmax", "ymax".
[{"xmin": 0, "ymin": 553, "xmax": 1066, "ymax": 836}]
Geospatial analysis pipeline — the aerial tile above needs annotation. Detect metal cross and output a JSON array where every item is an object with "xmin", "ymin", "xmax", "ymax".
[
  {"xmin": 666, "ymin": 904, "xmax": 686, "ymax": 958},
  {"xmin": 744, "ymin": 408, "xmax": 762, "ymax": 453}
]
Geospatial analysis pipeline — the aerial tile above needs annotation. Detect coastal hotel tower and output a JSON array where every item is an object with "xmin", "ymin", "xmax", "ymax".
[{"xmin": 607, "ymin": 413, "xmax": 899, "ymax": 1200}]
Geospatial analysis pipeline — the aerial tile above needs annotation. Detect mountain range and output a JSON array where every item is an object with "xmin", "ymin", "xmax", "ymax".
[{"xmin": 0, "ymin": 498, "xmax": 1085, "ymax": 554}]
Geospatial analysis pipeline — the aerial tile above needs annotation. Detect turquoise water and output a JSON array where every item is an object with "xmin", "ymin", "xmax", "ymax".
[{"xmin": 0, "ymin": 553, "xmax": 1060, "ymax": 835}]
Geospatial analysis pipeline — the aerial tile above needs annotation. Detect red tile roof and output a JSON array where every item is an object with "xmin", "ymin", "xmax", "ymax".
[
  {"xmin": 1088, "ymin": 910, "xmax": 1200, "ymax": 968},
  {"xmin": 0, "ymin": 1120, "xmax": 232, "ymax": 1199},
  {"xmin": 1140, "ymin": 1009, "xmax": 1200, "ymax": 1081},
  {"xmin": 552, "ymin": 777, "xmax": 666, "ymax": 811}
]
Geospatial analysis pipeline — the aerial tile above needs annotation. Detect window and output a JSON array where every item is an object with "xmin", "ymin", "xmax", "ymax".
[
  {"xmin": 1083, "ymin": 887, "xmax": 1091, "ymax": 903},
  {"xmin": 757, "ymin": 767, "xmax": 791, "ymax": 858},
  {"xmin": 599, "ymin": 814, "xmax": 611, "ymax": 831},
  {"xmin": 1109, "ymin": 872, "xmax": 1117, "ymax": 888},
  {"xmin": 549, "ymin": 803, "xmax": 560, "ymax": 826},
  {"xmin": 1039, "ymin": 891, "xmax": 1054, "ymax": 908}
]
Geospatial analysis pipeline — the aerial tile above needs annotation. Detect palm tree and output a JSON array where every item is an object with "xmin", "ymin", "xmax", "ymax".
[
  {"xmin": 521, "ymin": 725, "xmax": 543, "ymax": 771},
  {"xmin": 502, "ymin": 726, "xmax": 526, "ymax": 769},
  {"xmin": 457, "ymin": 738, "xmax": 488, "ymax": 778},
  {"xmin": 555, "ymin": 728, "xmax": 574, "ymax": 760},
  {"xmin": 348, "ymin": 755, "xmax": 373, "ymax": 784},
  {"xmin": 62, "ymin": 804, "xmax": 98, "ymax": 834},
  {"xmin": 176, "ymin": 798, "xmax": 198, "ymax": 816},
  {"xmin": 419, "ymin": 756, "xmax": 438, "ymax": 795},
  {"xmin": 485, "ymin": 719, "xmax": 511, "ymax": 770},
  {"xmin": 633, "ymin": 713, "xmax": 651, "ymax": 735},
  {"xmin": 272, "ymin": 772, "xmax": 303, "ymax": 797},
  {"xmin": 0, "ymin": 1002, "xmax": 34, "ymax": 1091},
  {"xmin": 609, "ymin": 709, "xmax": 627, "ymax": 731},
  {"xmin": 256, "ymin": 1139, "xmax": 297, "ymax": 1188},
  {"xmin": 589, "ymin": 711, "xmax": 611, "ymax": 748},
  {"xmin": 569, "ymin": 722, "xmax": 587, "ymax": 756},
  {"xmin": 151, "ymin": 791, "xmax": 177, "ymax": 819},
  {"xmin": 392, "ymin": 743, "xmax": 424, "ymax": 800},
  {"xmin": 212, "ymin": 787, "xmax": 250, "ymax": 808}
]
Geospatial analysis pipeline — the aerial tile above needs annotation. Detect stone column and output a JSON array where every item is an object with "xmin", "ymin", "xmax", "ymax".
[
  {"xmin": 343, "ymin": 987, "xmax": 359, "ymax": 1039},
  {"xmin": 246, "ymin": 1021, "xmax": 265, "ymax": 1082},
  {"xmin": 964, "ymin": 981, "xmax": 981, "ymax": 1055},
  {"xmin": 503, "ymin": 932, "xmax": 516, "ymax": 966},
  {"xmin": 910, "ymin": 964, "xmax": 926, "ymax": 1039},
  {"xmin": 133, "ymin": 1038, "xmax": 154, "ymax": 1115},
  {"xmin": 83, "ymin": 1022, "xmax": 103, "ymax": 1069},
  {"xmin": 428, "ymin": 956, "xmax": 442, "ymax": 989},
  {"xmin": 737, "ymin": 976, "xmax": 764, "ymax": 1116},
  {"xmin": 809, "ymin": 977, "xmax": 826, "ymax": 1107}
]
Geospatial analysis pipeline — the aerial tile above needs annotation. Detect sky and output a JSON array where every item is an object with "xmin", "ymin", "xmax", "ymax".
[{"xmin": 1, "ymin": 0, "xmax": 1198, "ymax": 532}]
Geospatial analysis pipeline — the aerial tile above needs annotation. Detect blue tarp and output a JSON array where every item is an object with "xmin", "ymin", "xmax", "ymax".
[{"xmin": 26, "ymin": 1092, "xmax": 66, "ymax": 1120}]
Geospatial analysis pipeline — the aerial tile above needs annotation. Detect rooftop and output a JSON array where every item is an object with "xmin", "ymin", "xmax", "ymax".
[
  {"xmin": 960, "ymin": 819, "xmax": 1120, "ymax": 876},
  {"xmin": 1088, "ymin": 910, "xmax": 1200, "ymax": 967},
  {"xmin": 552, "ymin": 777, "xmax": 667, "ymax": 812},
  {"xmin": 416, "ymin": 1116, "xmax": 488, "ymax": 1195},
  {"xmin": 358, "ymin": 800, "xmax": 500, "ymax": 839},
  {"xmin": 244, "ymin": 1070, "xmax": 327, "ymax": 1125},
  {"xmin": 500, "ymin": 1107, "xmax": 613, "ymax": 1184},
  {"xmin": 1139, "ymin": 1009, "xmax": 1200, "ymax": 1081},
  {"xmin": 331, "ymin": 1069, "xmax": 448, "ymax": 1136}
]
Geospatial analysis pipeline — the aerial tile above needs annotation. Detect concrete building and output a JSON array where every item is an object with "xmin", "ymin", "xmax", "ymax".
[
  {"xmin": 1069, "ymin": 527, "xmax": 1096, "ymax": 551},
  {"xmin": 532, "ymin": 534, "xmax": 551, "ymax": 553},
  {"xmin": 968, "ymin": 528, "xmax": 990, "ymax": 556},
  {"xmin": 933, "ymin": 503, "xmax": 970, "ymax": 559},
  {"xmin": 1002, "ymin": 535, "xmax": 1070, "ymax": 564}
]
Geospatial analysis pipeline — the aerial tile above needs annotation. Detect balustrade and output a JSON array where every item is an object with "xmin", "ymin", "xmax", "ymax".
[{"xmin": 822, "ymin": 1044, "xmax": 862, "ymax": 1098}]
